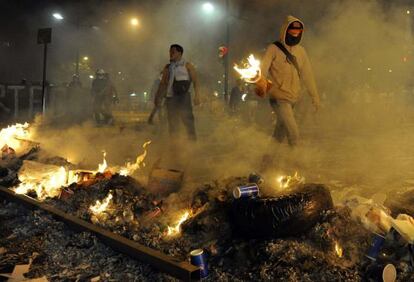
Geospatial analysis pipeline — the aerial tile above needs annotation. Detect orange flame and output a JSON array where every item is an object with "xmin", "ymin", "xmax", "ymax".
[
  {"xmin": 97, "ymin": 151, "xmax": 108, "ymax": 173},
  {"xmin": 165, "ymin": 210, "xmax": 191, "ymax": 237},
  {"xmin": 276, "ymin": 171, "xmax": 304, "ymax": 190},
  {"xmin": 14, "ymin": 165, "xmax": 69, "ymax": 200},
  {"xmin": 120, "ymin": 141, "xmax": 151, "ymax": 176},
  {"xmin": 234, "ymin": 54, "xmax": 261, "ymax": 83},
  {"xmin": 334, "ymin": 241, "xmax": 343, "ymax": 258},
  {"xmin": 0, "ymin": 123, "xmax": 31, "ymax": 151},
  {"xmin": 89, "ymin": 193, "xmax": 113, "ymax": 215}
]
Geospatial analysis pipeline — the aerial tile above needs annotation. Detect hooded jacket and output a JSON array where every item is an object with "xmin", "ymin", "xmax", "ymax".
[{"xmin": 261, "ymin": 15, "xmax": 319, "ymax": 105}]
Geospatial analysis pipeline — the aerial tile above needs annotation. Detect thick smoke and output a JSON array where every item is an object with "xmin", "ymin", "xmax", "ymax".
[{"xmin": 11, "ymin": 0, "xmax": 414, "ymax": 199}]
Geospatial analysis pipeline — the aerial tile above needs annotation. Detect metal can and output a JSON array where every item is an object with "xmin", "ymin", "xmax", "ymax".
[
  {"xmin": 366, "ymin": 232, "xmax": 386, "ymax": 261},
  {"xmin": 366, "ymin": 263, "xmax": 396, "ymax": 282},
  {"xmin": 190, "ymin": 249, "xmax": 208, "ymax": 278},
  {"xmin": 233, "ymin": 183, "xmax": 260, "ymax": 199}
]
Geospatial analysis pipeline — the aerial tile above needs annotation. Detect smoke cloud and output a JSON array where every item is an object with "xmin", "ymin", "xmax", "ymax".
[{"xmin": 8, "ymin": 0, "xmax": 414, "ymax": 202}]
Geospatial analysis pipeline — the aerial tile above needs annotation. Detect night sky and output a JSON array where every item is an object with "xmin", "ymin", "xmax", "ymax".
[{"xmin": 0, "ymin": 0, "xmax": 412, "ymax": 87}]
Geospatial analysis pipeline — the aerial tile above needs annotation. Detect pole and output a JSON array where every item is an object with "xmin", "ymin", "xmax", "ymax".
[
  {"xmin": 41, "ymin": 43, "xmax": 48, "ymax": 114},
  {"xmin": 224, "ymin": 0, "xmax": 230, "ymax": 103},
  {"xmin": 75, "ymin": 15, "xmax": 80, "ymax": 76}
]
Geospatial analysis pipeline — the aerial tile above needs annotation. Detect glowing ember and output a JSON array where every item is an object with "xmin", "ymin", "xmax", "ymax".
[
  {"xmin": 90, "ymin": 193, "xmax": 113, "ymax": 215},
  {"xmin": 97, "ymin": 151, "xmax": 108, "ymax": 173},
  {"xmin": 120, "ymin": 140, "xmax": 151, "ymax": 176},
  {"xmin": 234, "ymin": 54, "xmax": 261, "ymax": 83},
  {"xmin": 277, "ymin": 171, "xmax": 305, "ymax": 190},
  {"xmin": 0, "ymin": 123, "xmax": 31, "ymax": 151},
  {"xmin": 166, "ymin": 210, "xmax": 191, "ymax": 237},
  {"xmin": 334, "ymin": 241, "xmax": 343, "ymax": 258}
]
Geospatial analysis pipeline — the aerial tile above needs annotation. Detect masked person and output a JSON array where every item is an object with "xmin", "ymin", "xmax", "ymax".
[
  {"xmin": 154, "ymin": 44, "xmax": 200, "ymax": 140},
  {"xmin": 259, "ymin": 15, "xmax": 320, "ymax": 146},
  {"xmin": 91, "ymin": 69, "xmax": 117, "ymax": 125}
]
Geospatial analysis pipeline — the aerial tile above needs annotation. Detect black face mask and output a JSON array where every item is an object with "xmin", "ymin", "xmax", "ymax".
[{"xmin": 285, "ymin": 32, "xmax": 302, "ymax": 46}]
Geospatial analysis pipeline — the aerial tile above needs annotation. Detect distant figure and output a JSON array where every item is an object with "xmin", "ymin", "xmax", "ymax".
[
  {"xmin": 229, "ymin": 79, "xmax": 243, "ymax": 115},
  {"xmin": 154, "ymin": 44, "xmax": 200, "ymax": 140},
  {"xmin": 67, "ymin": 74, "xmax": 85, "ymax": 123},
  {"xmin": 259, "ymin": 15, "xmax": 320, "ymax": 146},
  {"xmin": 91, "ymin": 69, "xmax": 118, "ymax": 125}
]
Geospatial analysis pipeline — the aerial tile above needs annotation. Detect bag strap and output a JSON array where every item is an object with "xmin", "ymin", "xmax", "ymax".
[{"xmin": 273, "ymin": 41, "xmax": 300, "ymax": 77}]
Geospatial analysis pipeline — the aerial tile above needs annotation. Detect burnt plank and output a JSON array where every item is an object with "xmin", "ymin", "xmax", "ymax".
[{"xmin": 0, "ymin": 186, "xmax": 201, "ymax": 281}]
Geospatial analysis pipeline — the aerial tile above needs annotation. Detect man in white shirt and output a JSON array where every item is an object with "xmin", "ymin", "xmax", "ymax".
[{"xmin": 155, "ymin": 44, "xmax": 200, "ymax": 141}]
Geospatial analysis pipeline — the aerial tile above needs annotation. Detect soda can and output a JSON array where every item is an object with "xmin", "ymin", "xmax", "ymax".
[
  {"xmin": 190, "ymin": 249, "xmax": 208, "ymax": 278},
  {"xmin": 366, "ymin": 263, "xmax": 397, "ymax": 282},
  {"xmin": 233, "ymin": 183, "xmax": 260, "ymax": 199},
  {"xmin": 366, "ymin": 232, "xmax": 386, "ymax": 261}
]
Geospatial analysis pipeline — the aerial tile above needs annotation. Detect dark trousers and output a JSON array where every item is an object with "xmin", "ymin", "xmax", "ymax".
[
  {"xmin": 165, "ymin": 93, "xmax": 196, "ymax": 140},
  {"xmin": 93, "ymin": 95, "xmax": 113, "ymax": 124}
]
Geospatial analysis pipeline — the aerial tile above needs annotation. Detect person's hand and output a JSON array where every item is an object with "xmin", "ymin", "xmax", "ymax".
[
  {"xmin": 254, "ymin": 77, "xmax": 270, "ymax": 98},
  {"xmin": 312, "ymin": 100, "xmax": 320, "ymax": 112},
  {"xmin": 193, "ymin": 94, "xmax": 201, "ymax": 106}
]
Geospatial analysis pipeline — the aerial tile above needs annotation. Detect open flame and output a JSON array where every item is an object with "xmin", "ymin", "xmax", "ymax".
[
  {"xmin": 14, "ymin": 164, "xmax": 69, "ymax": 200},
  {"xmin": 120, "ymin": 140, "xmax": 151, "ymax": 176},
  {"xmin": 97, "ymin": 151, "xmax": 108, "ymax": 173},
  {"xmin": 0, "ymin": 123, "xmax": 31, "ymax": 151},
  {"xmin": 12, "ymin": 138, "xmax": 151, "ymax": 200},
  {"xmin": 165, "ymin": 210, "xmax": 192, "ymax": 237},
  {"xmin": 89, "ymin": 193, "xmax": 113, "ymax": 215},
  {"xmin": 234, "ymin": 54, "xmax": 261, "ymax": 83},
  {"xmin": 334, "ymin": 241, "xmax": 343, "ymax": 258},
  {"xmin": 277, "ymin": 171, "xmax": 305, "ymax": 190}
]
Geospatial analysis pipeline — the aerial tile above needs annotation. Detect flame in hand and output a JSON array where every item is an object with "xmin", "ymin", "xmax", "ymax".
[{"xmin": 234, "ymin": 54, "xmax": 261, "ymax": 83}]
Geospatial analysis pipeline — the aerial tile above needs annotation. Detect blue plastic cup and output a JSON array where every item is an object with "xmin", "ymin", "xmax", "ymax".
[{"xmin": 190, "ymin": 249, "xmax": 208, "ymax": 278}]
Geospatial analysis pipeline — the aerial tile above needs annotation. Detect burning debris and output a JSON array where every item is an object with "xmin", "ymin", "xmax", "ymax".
[
  {"xmin": 0, "ymin": 123, "xmax": 31, "ymax": 152},
  {"xmin": 165, "ymin": 210, "xmax": 192, "ymax": 238},
  {"xmin": 0, "ymin": 121, "xmax": 413, "ymax": 281}
]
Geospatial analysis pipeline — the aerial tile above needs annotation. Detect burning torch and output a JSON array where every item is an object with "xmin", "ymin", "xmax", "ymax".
[{"xmin": 233, "ymin": 54, "xmax": 272, "ymax": 98}]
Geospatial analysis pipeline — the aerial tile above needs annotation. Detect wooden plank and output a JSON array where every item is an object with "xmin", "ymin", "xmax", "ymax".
[{"xmin": 0, "ymin": 186, "xmax": 200, "ymax": 281}]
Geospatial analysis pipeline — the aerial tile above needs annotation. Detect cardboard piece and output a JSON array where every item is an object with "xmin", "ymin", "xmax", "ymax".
[{"xmin": 147, "ymin": 168, "xmax": 183, "ymax": 197}]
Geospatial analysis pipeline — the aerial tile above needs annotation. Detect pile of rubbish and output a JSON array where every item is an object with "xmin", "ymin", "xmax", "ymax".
[{"xmin": 0, "ymin": 127, "xmax": 413, "ymax": 281}]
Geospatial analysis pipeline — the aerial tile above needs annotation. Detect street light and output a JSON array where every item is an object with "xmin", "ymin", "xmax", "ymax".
[
  {"xmin": 201, "ymin": 1, "xmax": 230, "ymax": 102},
  {"xmin": 202, "ymin": 2, "xmax": 215, "ymax": 14},
  {"xmin": 83, "ymin": 56, "xmax": 89, "ymax": 61},
  {"xmin": 130, "ymin": 17, "xmax": 139, "ymax": 27},
  {"xmin": 52, "ymin": 13, "xmax": 64, "ymax": 20}
]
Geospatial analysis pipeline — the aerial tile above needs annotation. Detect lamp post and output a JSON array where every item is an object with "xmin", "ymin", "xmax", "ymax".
[
  {"xmin": 224, "ymin": 0, "xmax": 230, "ymax": 103},
  {"xmin": 202, "ymin": 1, "xmax": 230, "ymax": 102},
  {"xmin": 52, "ymin": 12, "xmax": 83, "ymax": 76}
]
